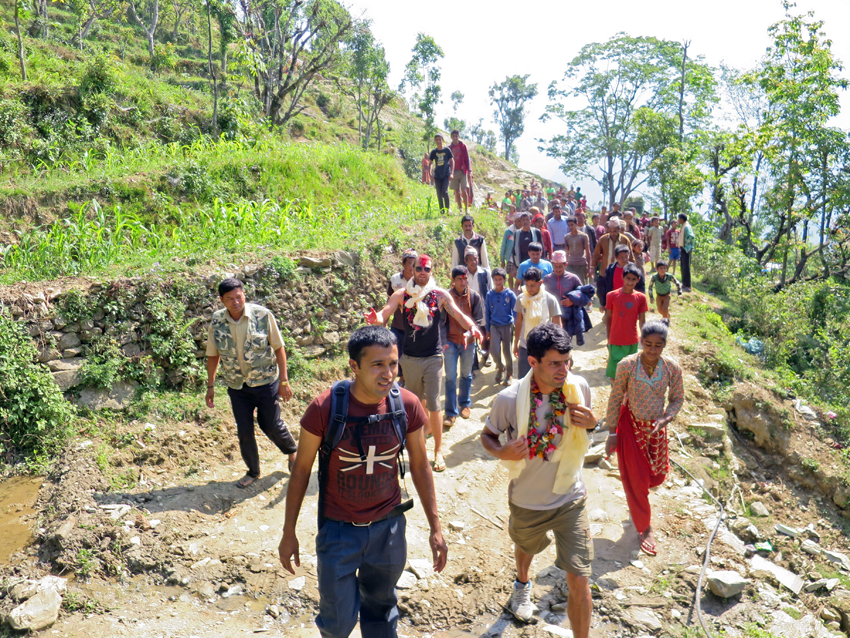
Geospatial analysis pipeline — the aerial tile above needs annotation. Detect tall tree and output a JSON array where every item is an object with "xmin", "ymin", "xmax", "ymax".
[
  {"xmin": 541, "ymin": 34, "xmax": 716, "ymax": 207},
  {"xmin": 68, "ymin": 0, "xmax": 123, "ymax": 47},
  {"xmin": 204, "ymin": 0, "xmax": 218, "ymax": 137},
  {"xmin": 13, "ymin": 0, "xmax": 29, "ymax": 81},
  {"xmin": 489, "ymin": 74, "xmax": 537, "ymax": 160},
  {"xmin": 443, "ymin": 89, "xmax": 465, "ymax": 133},
  {"xmin": 743, "ymin": 2, "xmax": 848, "ymax": 288},
  {"xmin": 721, "ymin": 64, "xmax": 770, "ymax": 219},
  {"xmin": 235, "ymin": 0, "xmax": 354, "ymax": 127},
  {"xmin": 634, "ymin": 107, "xmax": 705, "ymax": 222},
  {"xmin": 211, "ymin": 0, "xmax": 235, "ymax": 72},
  {"xmin": 169, "ymin": 0, "xmax": 196, "ymax": 40},
  {"xmin": 399, "ymin": 33, "xmax": 443, "ymax": 140},
  {"xmin": 468, "ymin": 118, "xmax": 497, "ymax": 152},
  {"xmin": 342, "ymin": 21, "xmax": 391, "ymax": 150},
  {"xmin": 128, "ymin": 0, "xmax": 160, "ymax": 58}
]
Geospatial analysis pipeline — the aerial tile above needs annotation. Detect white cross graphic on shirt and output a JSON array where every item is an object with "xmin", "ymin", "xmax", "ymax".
[{"xmin": 338, "ymin": 443, "xmax": 400, "ymax": 475}]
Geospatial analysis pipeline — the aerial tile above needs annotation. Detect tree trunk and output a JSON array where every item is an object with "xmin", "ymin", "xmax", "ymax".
[
  {"xmin": 749, "ymin": 152, "xmax": 762, "ymax": 216},
  {"xmin": 30, "ymin": 0, "xmax": 49, "ymax": 38},
  {"xmin": 13, "ymin": 0, "xmax": 27, "ymax": 82},
  {"xmin": 205, "ymin": 0, "xmax": 218, "ymax": 138},
  {"xmin": 677, "ymin": 41, "xmax": 689, "ymax": 142},
  {"xmin": 356, "ymin": 82, "xmax": 363, "ymax": 148},
  {"xmin": 129, "ymin": 0, "xmax": 160, "ymax": 58},
  {"xmin": 780, "ymin": 226, "xmax": 791, "ymax": 287}
]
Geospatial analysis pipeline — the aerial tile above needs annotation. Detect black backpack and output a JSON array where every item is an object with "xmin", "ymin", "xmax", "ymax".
[{"xmin": 318, "ymin": 379, "xmax": 408, "ymax": 522}]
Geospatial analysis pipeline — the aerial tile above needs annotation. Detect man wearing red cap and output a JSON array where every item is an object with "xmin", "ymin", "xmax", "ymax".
[{"xmin": 365, "ymin": 254, "xmax": 482, "ymax": 473}]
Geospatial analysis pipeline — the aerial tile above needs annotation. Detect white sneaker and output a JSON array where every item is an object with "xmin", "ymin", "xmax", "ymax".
[{"xmin": 509, "ymin": 580, "xmax": 537, "ymax": 621}]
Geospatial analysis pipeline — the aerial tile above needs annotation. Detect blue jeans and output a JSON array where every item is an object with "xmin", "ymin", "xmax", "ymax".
[
  {"xmin": 316, "ymin": 516, "xmax": 407, "ymax": 638},
  {"xmin": 444, "ymin": 341, "xmax": 476, "ymax": 418}
]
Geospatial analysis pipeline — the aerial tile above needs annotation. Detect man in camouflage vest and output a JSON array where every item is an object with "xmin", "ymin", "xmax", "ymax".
[{"xmin": 205, "ymin": 278, "xmax": 297, "ymax": 488}]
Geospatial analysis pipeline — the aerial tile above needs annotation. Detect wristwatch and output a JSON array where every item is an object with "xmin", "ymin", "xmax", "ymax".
[{"xmin": 280, "ymin": 380, "xmax": 290, "ymax": 387}]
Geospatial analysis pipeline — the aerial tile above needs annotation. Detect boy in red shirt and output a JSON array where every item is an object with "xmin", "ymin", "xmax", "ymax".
[{"xmin": 605, "ymin": 263, "xmax": 647, "ymax": 381}]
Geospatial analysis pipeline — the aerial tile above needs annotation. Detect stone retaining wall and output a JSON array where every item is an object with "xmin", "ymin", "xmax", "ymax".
[{"xmin": 1, "ymin": 251, "xmax": 388, "ymax": 408}]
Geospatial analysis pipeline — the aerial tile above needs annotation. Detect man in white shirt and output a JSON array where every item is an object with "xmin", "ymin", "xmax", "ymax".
[{"xmin": 481, "ymin": 323, "xmax": 596, "ymax": 636}]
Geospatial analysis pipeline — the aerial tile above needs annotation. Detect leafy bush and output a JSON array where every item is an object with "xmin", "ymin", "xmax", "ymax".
[
  {"xmin": 81, "ymin": 91, "xmax": 114, "ymax": 129},
  {"xmin": 79, "ymin": 337, "xmax": 124, "ymax": 389},
  {"xmin": 315, "ymin": 93, "xmax": 341, "ymax": 118},
  {"xmin": 0, "ymin": 98, "xmax": 31, "ymax": 147},
  {"xmin": 397, "ymin": 121, "xmax": 426, "ymax": 180},
  {"xmin": 59, "ymin": 289, "xmax": 100, "ymax": 323},
  {"xmin": 693, "ymin": 224, "xmax": 850, "ymax": 440},
  {"xmin": 289, "ymin": 118, "xmax": 305, "ymax": 136},
  {"xmin": 217, "ymin": 95, "xmax": 263, "ymax": 141},
  {"xmin": 151, "ymin": 43, "xmax": 178, "ymax": 74},
  {"xmin": 267, "ymin": 256, "xmax": 298, "ymax": 281},
  {"xmin": 79, "ymin": 52, "xmax": 119, "ymax": 96},
  {"xmin": 0, "ymin": 314, "xmax": 76, "ymax": 466},
  {"xmin": 179, "ymin": 161, "xmax": 215, "ymax": 200},
  {"xmin": 143, "ymin": 294, "xmax": 202, "ymax": 385}
]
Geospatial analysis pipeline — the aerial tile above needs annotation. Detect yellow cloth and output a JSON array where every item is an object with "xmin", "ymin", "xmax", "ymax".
[
  {"xmin": 519, "ymin": 286, "xmax": 546, "ymax": 339},
  {"xmin": 502, "ymin": 370, "xmax": 590, "ymax": 495}
]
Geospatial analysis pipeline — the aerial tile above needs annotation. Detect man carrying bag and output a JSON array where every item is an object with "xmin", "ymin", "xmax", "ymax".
[{"xmin": 279, "ymin": 326, "xmax": 448, "ymax": 638}]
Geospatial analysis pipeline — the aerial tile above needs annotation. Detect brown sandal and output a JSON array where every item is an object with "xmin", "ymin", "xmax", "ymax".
[{"xmin": 236, "ymin": 473, "xmax": 258, "ymax": 489}]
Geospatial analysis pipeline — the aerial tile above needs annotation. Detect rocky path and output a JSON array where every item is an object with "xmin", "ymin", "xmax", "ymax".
[{"xmin": 10, "ymin": 305, "xmax": 850, "ymax": 638}]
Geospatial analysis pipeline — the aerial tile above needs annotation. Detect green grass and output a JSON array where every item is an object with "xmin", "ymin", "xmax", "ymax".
[
  {"xmin": 742, "ymin": 626, "xmax": 780, "ymax": 638},
  {"xmin": 0, "ymin": 141, "xmax": 442, "ymax": 282},
  {"xmin": 676, "ymin": 297, "xmax": 757, "ymax": 395}
]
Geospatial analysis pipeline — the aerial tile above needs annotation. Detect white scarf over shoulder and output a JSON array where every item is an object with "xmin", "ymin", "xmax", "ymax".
[
  {"xmin": 519, "ymin": 286, "xmax": 547, "ymax": 338},
  {"xmin": 404, "ymin": 276, "xmax": 438, "ymax": 327},
  {"xmin": 502, "ymin": 370, "xmax": 590, "ymax": 494}
]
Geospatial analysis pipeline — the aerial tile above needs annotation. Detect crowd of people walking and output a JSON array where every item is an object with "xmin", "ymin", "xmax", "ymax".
[{"xmin": 203, "ymin": 155, "xmax": 692, "ymax": 637}]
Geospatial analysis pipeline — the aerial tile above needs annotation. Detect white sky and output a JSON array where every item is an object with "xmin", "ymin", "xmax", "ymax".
[{"xmin": 347, "ymin": 0, "xmax": 850, "ymax": 208}]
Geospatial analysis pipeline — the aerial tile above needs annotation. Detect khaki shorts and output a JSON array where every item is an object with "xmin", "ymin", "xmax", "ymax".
[
  {"xmin": 509, "ymin": 497, "xmax": 593, "ymax": 577},
  {"xmin": 449, "ymin": 169, "xmax": 469, "ymax": 190},
  {"xmin": 566, "ymin": 264, "xmax": 588, "ymax": 283},
  {"xmin": 399, "ymin": 354, "xmax": 443, "ymax": 412}
]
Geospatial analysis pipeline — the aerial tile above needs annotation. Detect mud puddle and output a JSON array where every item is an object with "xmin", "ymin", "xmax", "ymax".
[{"xmin": 0, "ymin": 475, "xmax": 43, "ymax": 563}]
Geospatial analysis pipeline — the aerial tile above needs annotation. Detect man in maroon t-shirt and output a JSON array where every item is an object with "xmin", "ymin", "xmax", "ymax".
[
  {"xmin": 449, "ymin": 130, "xmax": 472, "ymax": 213},
  {"xmin": 280, "ymin": 326, "xmax": 447, "ymax": 638}
]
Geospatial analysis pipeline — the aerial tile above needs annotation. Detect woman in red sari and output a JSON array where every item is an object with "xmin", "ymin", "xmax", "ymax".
[
  {"xmin": 421, "ymin": 152, "xmax": 431, "ymax": 185},
  {"xmin": 604, "ymin": 321, "xmax": 684, "ymax": 556}
]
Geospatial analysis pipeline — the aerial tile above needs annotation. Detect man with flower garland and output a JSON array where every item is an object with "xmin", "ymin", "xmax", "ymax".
[
  {"xmin": 365, "ymin": 254, "xmax": 483, "ymax": 473},
  {"xmin": 481, "ymin": 323, "xmax": 597, "ymax": 635}
]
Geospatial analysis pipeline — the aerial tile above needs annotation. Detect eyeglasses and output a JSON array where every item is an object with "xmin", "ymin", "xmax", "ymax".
[{"xmin": 415, "ymin": 266, "xmax": 432, "ymax": 273}]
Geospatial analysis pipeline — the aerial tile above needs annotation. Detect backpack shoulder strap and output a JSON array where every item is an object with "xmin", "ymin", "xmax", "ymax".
[
  {"xmin": 318, "ymin": 379, "xmax": 350, "ymax": 524},
  {"xmin": 387, "ymin": 384, "xmax": 407, "ymax": 449},
  {"xmin": 387, "ymin": 383, "xmax": 408, "ymax": 480},
  {"xmin": 325, "ymin": 380, "xmax": 351, "ymax": 454}
]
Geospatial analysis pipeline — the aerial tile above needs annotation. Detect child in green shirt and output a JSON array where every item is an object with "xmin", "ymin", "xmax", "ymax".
[{"xmin": 648, "ymin": 261, "xmax": 682, "ymax": 322}]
